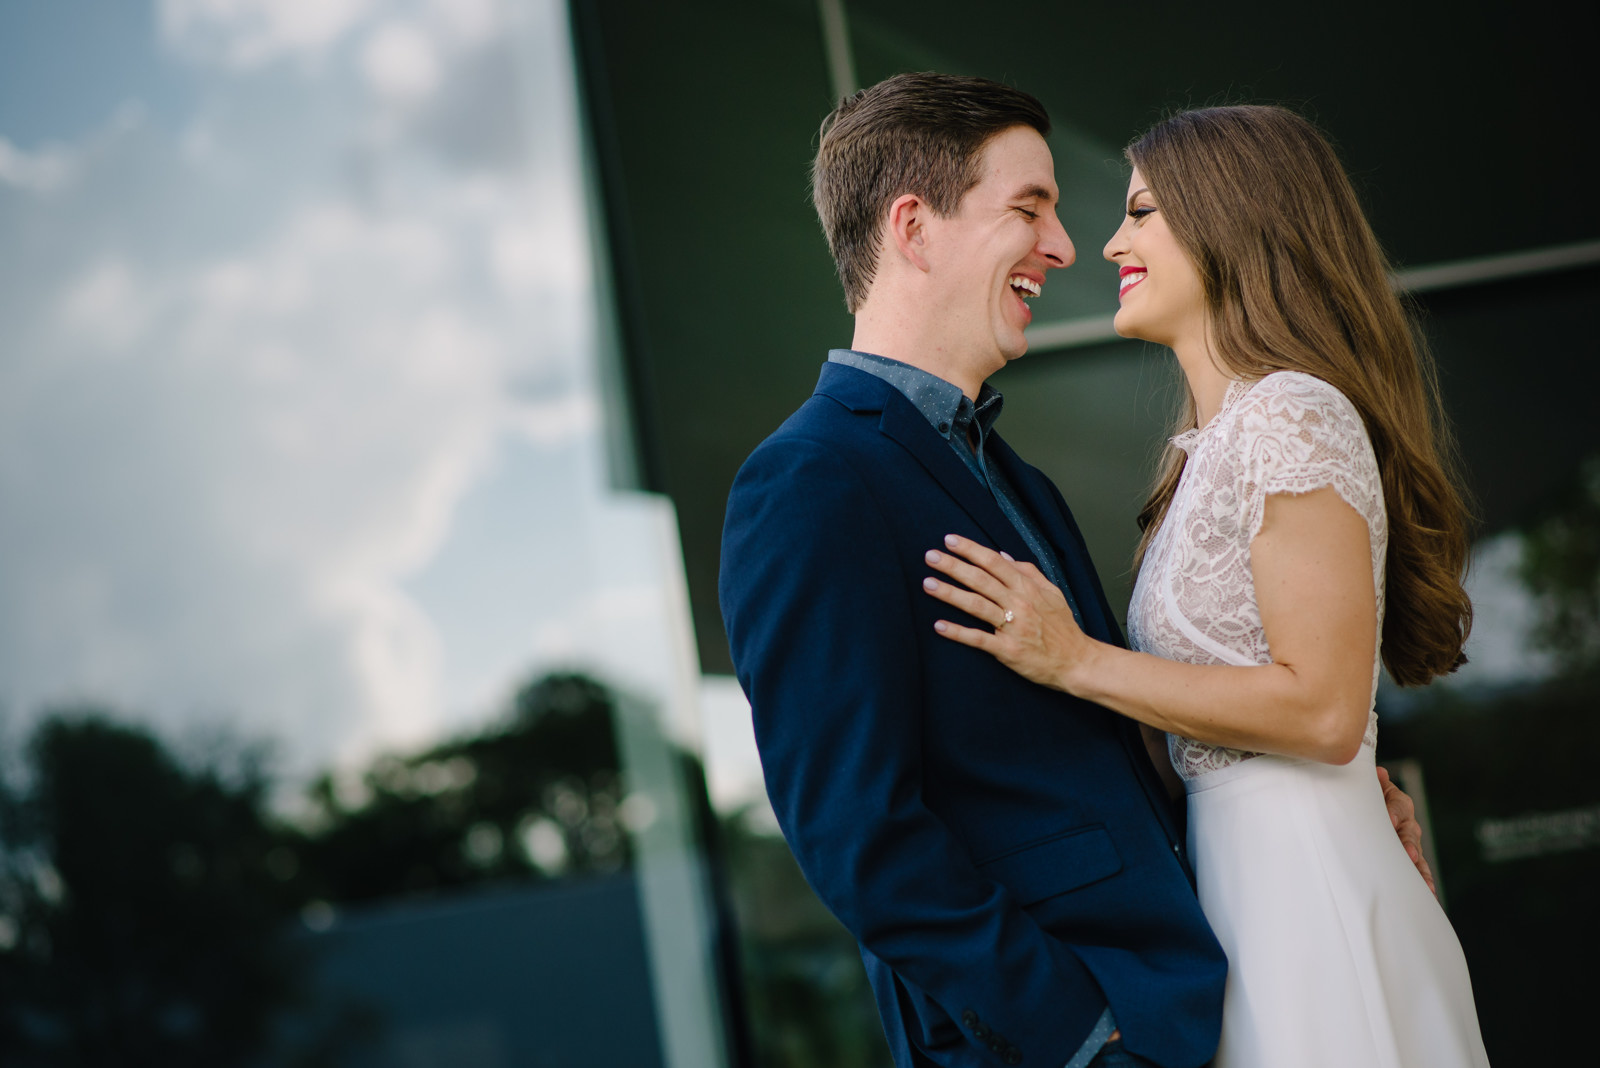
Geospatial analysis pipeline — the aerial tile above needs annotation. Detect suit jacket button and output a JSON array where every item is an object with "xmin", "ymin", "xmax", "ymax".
[
  {"xmin": 1004, "ymin": 1051, "xmax": 1023, "ymax": 1066},
  {"xmin": 973, "ymin": 1023, "xmax": 992, "ymax": 1040},
  {"xmin": 962, "ymin": 1009, "xmax": 979, "ymax": 1028}
]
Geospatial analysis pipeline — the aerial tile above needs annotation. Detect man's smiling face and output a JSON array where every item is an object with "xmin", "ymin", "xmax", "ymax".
[{"xmin": 924, "ymin": 125, "xmax": 1074, "ymax": 373}]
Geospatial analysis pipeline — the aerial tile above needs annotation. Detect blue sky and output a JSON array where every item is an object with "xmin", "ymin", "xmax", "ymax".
[{"xmin": 0, "ymin": 1, "xmax": 194, "ymax": 146}]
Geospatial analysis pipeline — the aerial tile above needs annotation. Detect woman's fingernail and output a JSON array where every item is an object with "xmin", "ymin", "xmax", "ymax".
[
  {"xmin": 934, "ymin": 621, "xmax": 948, "ymax": 633},
  {"xmin": 944, "ymin": 534, "xmax": 959, "ymax": 547},
  {"xmin": 923, "ymin": 577, "xmax": 938, "ymax": 590},
  {"xmin": 1000, "ymin": 551, "xmax": 1014, "ymax": 561},
  {"xmin": 925, "ymin": 550, "xmax": 942, "ymax": 564}
]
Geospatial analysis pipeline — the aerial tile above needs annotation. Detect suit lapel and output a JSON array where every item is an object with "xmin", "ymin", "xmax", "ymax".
[
  {"xmin": 875, "ymin": 391, "xmax": 1021, "ymax": 552},
  {"xmin": 814, "ymin": 363, "xmax": 1016, "ymax": 548},
  {"xmin": 985, "ymin": 431, "xmax": 1124, "ymax": 645}
]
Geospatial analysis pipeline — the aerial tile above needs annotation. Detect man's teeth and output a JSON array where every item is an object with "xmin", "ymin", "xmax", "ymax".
[
  {"xmin": 1120, "ymin": 271, "xmax": 1146, "ymax": 294},
  {"xmin": 1008, "ymin": 275, "xmax": 1041, "ymax": 298}
]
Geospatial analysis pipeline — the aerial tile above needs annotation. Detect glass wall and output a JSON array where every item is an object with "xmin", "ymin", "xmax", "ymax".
[
  {"xmin": 573, "ymin": 1, "xmax": 1599, "ymax": 1064},
  {"xmin": 0, "ymin": 1, "xmax": 730, "ymax": 1064}
]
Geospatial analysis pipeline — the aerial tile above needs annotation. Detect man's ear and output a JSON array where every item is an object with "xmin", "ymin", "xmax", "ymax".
[{"xmin": 886, "ymin": 192, "xmax": 932, "ymax": 273}]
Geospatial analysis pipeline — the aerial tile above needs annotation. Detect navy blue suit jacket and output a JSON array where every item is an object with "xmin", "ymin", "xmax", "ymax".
[{"xmin": 720, "ymin": 362, "xmax": 1226, "ymax": 1068}]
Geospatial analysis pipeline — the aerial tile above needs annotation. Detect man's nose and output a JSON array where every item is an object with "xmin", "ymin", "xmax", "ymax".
[{"xmin": 1040, "ymin": 212, "xmax": 1075, "ymax": 269}]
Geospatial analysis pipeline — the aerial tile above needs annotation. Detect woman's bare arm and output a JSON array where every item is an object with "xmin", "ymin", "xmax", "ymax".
[{"xmin": 924, "ymin": 486, "xmax": 1376, "ymax": 764}]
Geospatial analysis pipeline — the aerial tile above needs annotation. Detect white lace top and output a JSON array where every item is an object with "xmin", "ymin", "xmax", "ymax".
[{"xmin": 1126, "ymin": 372, "xmax": 1388, "ymax": 781}]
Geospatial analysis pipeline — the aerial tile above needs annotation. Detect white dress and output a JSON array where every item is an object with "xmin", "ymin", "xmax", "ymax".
[{"xmin": 1127, "ymin": 372, "xmax": 1490, "ymax": 1068}]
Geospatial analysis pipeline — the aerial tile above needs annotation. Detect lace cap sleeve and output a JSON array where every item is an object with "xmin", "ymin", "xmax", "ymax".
[{"xmin": 1233, "ymin": 372, "xmax": 1384, "ymax": 542}]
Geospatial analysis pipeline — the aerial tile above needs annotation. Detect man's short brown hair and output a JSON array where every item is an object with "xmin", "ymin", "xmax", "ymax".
[{"xmin": 812, "ymin": 72, "xmax": 1051, "ymax": 313}]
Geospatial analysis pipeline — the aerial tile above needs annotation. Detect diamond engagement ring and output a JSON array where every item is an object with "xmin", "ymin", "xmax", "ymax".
[{"xmin": 1002, "ymin": 610, "xmax": 1015, "ymax": 626}]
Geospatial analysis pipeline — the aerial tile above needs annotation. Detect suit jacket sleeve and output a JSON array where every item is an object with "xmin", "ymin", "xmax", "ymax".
[{"xmin": 720, "ymin": 435, "xmax": 1107, "ymax": 1066}]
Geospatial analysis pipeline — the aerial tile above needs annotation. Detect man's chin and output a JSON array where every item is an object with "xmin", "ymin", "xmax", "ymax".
[{"xmin": 999, "ymin": 334, "xmax": 1030, "ymax": 363}]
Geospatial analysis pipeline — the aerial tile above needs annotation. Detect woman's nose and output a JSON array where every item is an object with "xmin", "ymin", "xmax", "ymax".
[{"xmin": 1103, "ymin": 225, "xmax": 1127, "ymax": 263}]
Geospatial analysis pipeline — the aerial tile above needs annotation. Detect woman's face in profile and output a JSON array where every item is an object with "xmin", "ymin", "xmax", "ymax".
[{"xmin": 1103, "ymin": 167, "xmax": 1206, "ymax": 351}]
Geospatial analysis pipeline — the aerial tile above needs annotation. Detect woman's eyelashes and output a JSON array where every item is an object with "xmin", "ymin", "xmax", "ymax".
[{"xmin": 1127, "ymin": 205, "xmax": 1157, "ymax": 221}]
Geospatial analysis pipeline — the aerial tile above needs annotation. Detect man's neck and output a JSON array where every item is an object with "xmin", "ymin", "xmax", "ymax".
[{"xmin": 850, "ymin": 315, "xmax": 994, "ymax": 400}]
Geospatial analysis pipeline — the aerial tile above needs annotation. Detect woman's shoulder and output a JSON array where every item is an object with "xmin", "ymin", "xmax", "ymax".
[
  {"xmin": 1242, "ymin": 369, "xmax": 1352, "ymax": 408},
  {"xmin": 1231, "ymin": 370, "xmax": 1365, "ymax": 438}
]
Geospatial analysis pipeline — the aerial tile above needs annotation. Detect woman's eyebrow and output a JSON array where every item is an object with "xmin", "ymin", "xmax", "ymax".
[{"xmin": 1126, "ymin": 186, "xmax": 1151, "ymax": 212}]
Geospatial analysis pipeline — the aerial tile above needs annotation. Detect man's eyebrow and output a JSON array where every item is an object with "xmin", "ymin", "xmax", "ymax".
[
  {"xmin": 1011, "ymin": 184, "xmax": 1056, "ymax": 203},
  {"xmin": 1126, "ymin": 186, "xmax": 1152, "ymax": 211}
]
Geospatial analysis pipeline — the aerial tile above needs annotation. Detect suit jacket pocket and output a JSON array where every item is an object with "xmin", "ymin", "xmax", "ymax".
[{"xmin": 975, "ymin": 825, "xmax": 1123, "ymax": 906}]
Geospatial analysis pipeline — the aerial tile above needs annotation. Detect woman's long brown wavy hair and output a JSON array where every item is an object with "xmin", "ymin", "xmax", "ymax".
[{"xmin": 1128, "ymin": 105, "xmax": 1472, "ymax": 685}]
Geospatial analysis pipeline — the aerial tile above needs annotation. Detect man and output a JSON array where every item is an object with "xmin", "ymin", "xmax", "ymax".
[{"xmin": 719, "ymin": 73, "xmax": 1425, "ymax": 1068}]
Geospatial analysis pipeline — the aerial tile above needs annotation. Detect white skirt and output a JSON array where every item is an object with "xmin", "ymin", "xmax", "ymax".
[{"xmin": 1185, "ymin": 746, "xmax": 1491, "ymax": 1068}]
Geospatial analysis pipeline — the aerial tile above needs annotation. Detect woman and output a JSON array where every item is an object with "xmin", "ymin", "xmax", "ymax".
[{"xmin": 922, "ymin": 106, "xmax": 1490, "ymax": 1067}]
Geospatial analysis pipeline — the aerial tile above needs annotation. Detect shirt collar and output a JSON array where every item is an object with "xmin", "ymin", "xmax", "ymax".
[{"xmin": 827, "ymin": 349, "xmax": 1004, "ymax": 441}]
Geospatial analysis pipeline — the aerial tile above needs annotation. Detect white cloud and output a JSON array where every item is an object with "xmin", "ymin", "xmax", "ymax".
[
  {"xmin": 491, "ymin": 214, "xmax": 584, "ymax": 296},
  {"xmin": 698, "ymin": 675, "xmax": 766, "ymax": 813},
  {"xmin": 0, "ymin": 103, "xmax": 145, "ymax": 195},
  {"xmin": 158, "ymin": 0, "xmax": 516, "ymax": 77},
  {"xmin": 0, "ymin": 137, "xmax": 75, "ymax": 192},
  {"xmin": 1441, "ymin": 532, "xmax": 1557, "ymax": 689},
  {"xmin": 2, "ymin": 196, "xmax": 521, "ymax": 762},
  {"xmin": 361, "ymin": 21, "xmax": 443, "ymax": 103},
  {"xmin": 512, "ymin": 392, "xmax": 599, "ymax": 447},
  {"xmin": 524, "ymin": 584, "xmax": 667, "ymax": 676},
  {"xmin": 425, "ymin": 0, "xmax": 502, "ymax": 46},
  {"xmin": 158, "ymin": 0, "xmax": 381, "ymax": 69},
  {"xmin": 56, "ymin": 259, "xmax": 156, "ymax": 352}
]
